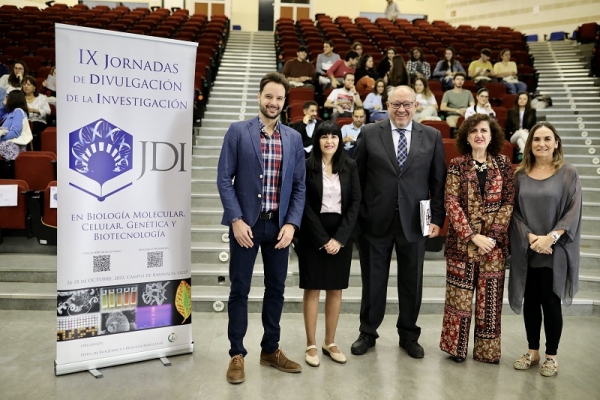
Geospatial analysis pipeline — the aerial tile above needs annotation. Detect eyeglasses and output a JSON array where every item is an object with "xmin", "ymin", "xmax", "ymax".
[{"xmin": 388, "ymin": 102, "xmax": 414, "ymax": 110}]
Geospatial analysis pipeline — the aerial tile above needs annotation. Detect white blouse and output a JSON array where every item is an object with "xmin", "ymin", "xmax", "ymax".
[
  {"xmin": 320, "ymin": 162, "xmax": 342, "ymax": 214},
  {"xmin": 416, "ymin": 93, "xmax": 437, "ymax": 108},
  {"xmin": 26, "ymin": 94, "xmax": 51, "ymax": 124}
]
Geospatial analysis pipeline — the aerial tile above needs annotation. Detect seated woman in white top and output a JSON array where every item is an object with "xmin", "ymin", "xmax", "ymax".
[
  {"xmin": 22, "ymin": 75, "xmax": 51, "ymax": 151},
  {"xmin": 362, "ymin": 79, "xmax": 388, "ymax": 122},
  {"xmin": 0, "ymin": 60, "xmax": 28, "ymax": 93},
  {"xmin": 464, "ymin": 88, "xmax": 496, "ymax": 119},
  {"xmin": 413, "ymin": 77, "xmax": 438, "ymax": 122}
]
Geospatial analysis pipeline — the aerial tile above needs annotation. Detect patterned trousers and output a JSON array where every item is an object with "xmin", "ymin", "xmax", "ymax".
[{"xmin": 440, "ymin": 257, "xmax": 505, "ymax": 362}]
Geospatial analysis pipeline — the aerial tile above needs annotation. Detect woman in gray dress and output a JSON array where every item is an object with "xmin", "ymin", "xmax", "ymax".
[{"xmin": 509, "ymin": 122, "xmax": 582, "ymax": 377}]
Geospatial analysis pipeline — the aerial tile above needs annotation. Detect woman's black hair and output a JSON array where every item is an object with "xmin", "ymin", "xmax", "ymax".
[
  {"xmin": 307, "ymin": 120, "xmax": 347, "ymax": 174},
  {"xmin": 439, "ymin": 47, "xmax": 456, "ymax": 72}
]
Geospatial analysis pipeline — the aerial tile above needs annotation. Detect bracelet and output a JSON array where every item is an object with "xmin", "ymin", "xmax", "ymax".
[{"xmin": 549, "ymin": 231, "xmax": 560, "ymax": 244}]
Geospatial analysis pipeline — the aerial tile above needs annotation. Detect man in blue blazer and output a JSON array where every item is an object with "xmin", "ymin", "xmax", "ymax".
[
  {"xmin": 217, "ymin": 72, "xmax": 306, "ymax": 384},
  {"xmin": 351, "ymin": 86, "xmax": 446, "ymax": 359}
]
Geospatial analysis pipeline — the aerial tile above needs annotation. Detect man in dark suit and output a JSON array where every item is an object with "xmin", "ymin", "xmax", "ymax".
[
  {"xmin": 351, "ymin": 85, "xmax": 446, "ymax": 358},
  {"xmin": 217, "ymin": 72, "xmax": 306, "ymax": 384},
  {"xmin": 290, "ymin": 100, "xmax": 321, "ymax": 158}
]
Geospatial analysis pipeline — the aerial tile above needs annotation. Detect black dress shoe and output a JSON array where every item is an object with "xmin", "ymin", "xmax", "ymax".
[
  {"xmin": 450, "ymin": 355, "xmax": 465, "ymax": 363},
  {"xmin": 399, "ymin": 340, "xmax": 424, "ymax": 359},
  {"xmin": 351, "ymin": 333, "xmax": 376, "ymax": 355}
]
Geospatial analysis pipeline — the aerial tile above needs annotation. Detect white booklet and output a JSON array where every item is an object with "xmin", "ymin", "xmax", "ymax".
[
  {"xmin": 420, "ymin": 199, "xmax": 431, "ymax": 236},
  {"xmin": 0, "ymin": 184, "xmax": 18, "ymax": 207}
]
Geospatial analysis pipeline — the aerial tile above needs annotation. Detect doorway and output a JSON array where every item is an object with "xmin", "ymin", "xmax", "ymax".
[{"xmin": 258, "ymin": 0, "xmax": 274, "ymax": 31}]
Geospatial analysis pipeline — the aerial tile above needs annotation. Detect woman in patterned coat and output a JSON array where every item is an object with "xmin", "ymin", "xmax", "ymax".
[{"xmin": 440, "ymin": 114, "xmax": 515, "ymax": 364}]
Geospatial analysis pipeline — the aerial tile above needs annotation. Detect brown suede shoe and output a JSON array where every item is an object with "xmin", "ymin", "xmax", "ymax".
[
  {"xmin": 226, "ymin": 355, "xmax": 245, "ymax": 384},
  {"xmin": 260, "ymin": 348, "xmax": 302, "ymax": 373}
]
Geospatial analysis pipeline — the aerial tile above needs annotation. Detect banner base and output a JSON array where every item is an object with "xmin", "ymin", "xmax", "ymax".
[
  {"xmin": 89, "ymin": 369, "xmax": 103, "ymax": 379},
  {"xmin": 55, "ymin": 344, "xmax": 193, "ymax": 376}
]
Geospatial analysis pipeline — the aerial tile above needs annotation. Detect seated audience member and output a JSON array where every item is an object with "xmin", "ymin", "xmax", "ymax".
[
  {"xmin": 407, "ymin": 47, "xmax": 431, "ymax": 82},
  {"xmin": 465, "ymin": 88, "xmax": 496, "ymax": 119},
  {"xmin": 317, "ymin": 41, "xmax": 341, "ymax": 86},
  {"xmin": 283, "ymin": 46, "xmax": 316, "ymax": 90},
  {"xmin": 377, "ymin": 47, "xmax": 396, "ymax": 79},
  {"xmin": 433, "ymin": 47, "xmax": 465, "ymax": 90},
  {"xmin": 324, "ymin": 73, "xmax": 362, "ymax": 121},
  {"xmin": 42, "ymin": 67, "xmax": 57, "ymax": 100},
  {"xmin": 413, "ymin": 77, "xmax": 439, "ymax": 122},
  {"xmin": 0, "ymin": 91, "xmax": 30, "ymax": 160},
  {"xmin": 352, "ymin": 42, "xmax": 364, "ymax": 57},
  {"xmin": 363, "ymin": 79, "xmax": 388, "ymax": 122},
  {"xmin": 291, "ymin": 100, "xmax": 321, "ymax": 157},
  {"xmin": 0, "ymin": 61, "xmax": 28, "ymax": 93},
  {"xmin": 385, "ymin": 0, "xmax": 400, "ymax": 21},
  {"xmin": 468, "ymin": 48, "xmax": 497, "ymax": 87},
  {"xmin": 387, "ymin": 55, "xmax": 410, "ymax": 93},
  {"xmin": 506, "ymin": 92, "xmax": 537, "ymax": 160},
  {"xmin": 0, "ymin": 87, "xmax": 6, "ymax": 104},
  {"xmin": 355, "ymin": 54, "xmax": 381, "ymax": 92},
  {"xmin": 493, "ymin": 49, "xmax": 527, "ymax": 95},
  {"xmin": 440, "ymin": 72, "xmax": 475, "ymax": 128},
  {"xmin": 22, "ymin": 75, "xmax": 51, "ymax": 151},
  {"xmin": 341, "ymin": 106, "xmax": 366, "ymax": 157},
  {"xmin": 327, "ymin": 51, "xmax": 359, "ymax": 89}
]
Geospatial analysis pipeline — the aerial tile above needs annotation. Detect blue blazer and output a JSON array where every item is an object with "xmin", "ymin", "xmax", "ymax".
[{"xmin": 217, "ymin": 116, "xmax": 306, "ymax": 229}]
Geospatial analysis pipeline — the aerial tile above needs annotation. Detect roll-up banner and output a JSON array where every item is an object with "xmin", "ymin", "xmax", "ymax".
[{"xmin": 55, "ymin": 24, "xmax": 196, "ymax": 376}]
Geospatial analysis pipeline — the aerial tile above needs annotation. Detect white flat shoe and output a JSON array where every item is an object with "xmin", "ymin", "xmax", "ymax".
[
  {"xmin": 305, "ymin": 345, "xmax": 320, "ymax": 367},
  {"xmin": 322, "ymin": 341, "xmax": 347, "ymax": 364}
]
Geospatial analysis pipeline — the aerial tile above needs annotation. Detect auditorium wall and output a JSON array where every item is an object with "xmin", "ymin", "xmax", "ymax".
[
  {"xmin": 5, "ymin": 0, "xmax": 599, "ymax": 38},
  {"xmin": 445, "ymin": 0, "xmax": 600, "ymax": 38}
]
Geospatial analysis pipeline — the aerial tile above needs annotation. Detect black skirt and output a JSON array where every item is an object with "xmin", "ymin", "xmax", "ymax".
[{"xmin": 297, "ymin": 213, "xmax": 353, "ymax": 290}]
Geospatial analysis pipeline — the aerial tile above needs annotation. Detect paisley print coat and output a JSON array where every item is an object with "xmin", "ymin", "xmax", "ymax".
[{"xmin": 444, "ymin": 154, "xmax": 515, "ymax": 263}]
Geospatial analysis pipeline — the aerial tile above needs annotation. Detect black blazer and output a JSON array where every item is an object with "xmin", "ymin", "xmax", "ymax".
[
  {"xmin": 291, "ymin": 119, "xmax": 324, "ymax": 149},
  {"xmin": 299, "ymin": 157, "xmax": 361, "ymax": 249},
  {"xmin": 506, "ymin": 108, "xmax": 537, "ymax": 138},
  {"xmin": 354, "ymin": 119, "xmax": 446, "ymax": 242}
]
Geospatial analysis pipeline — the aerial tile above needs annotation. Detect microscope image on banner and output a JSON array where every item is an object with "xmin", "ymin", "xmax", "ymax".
[
  {"xmin": 69, "ymin": 118, "xmax": 134, "ymax": 202},
  {"xmin": 56, "ymin": 278, "xmax": 192, "ymax": 342}
]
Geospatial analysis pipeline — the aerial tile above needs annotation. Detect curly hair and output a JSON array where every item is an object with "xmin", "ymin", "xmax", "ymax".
[{"xmin": 455, "ymin": 114, "xmax": 505, "ymax": 156}]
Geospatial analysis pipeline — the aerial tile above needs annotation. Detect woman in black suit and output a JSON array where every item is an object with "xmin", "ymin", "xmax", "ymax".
[
  {"xmin": 297, "ymin": 120, "xmax": 361, "ymax": 367},
  {"xmin": 506, "ymin": 92, "xmax": 537, "ymax": 160}
]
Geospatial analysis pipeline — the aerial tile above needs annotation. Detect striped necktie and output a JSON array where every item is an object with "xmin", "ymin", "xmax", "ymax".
[{"xmin": 396, "ymin": 129, "xmax": 407, "ymax": 169}]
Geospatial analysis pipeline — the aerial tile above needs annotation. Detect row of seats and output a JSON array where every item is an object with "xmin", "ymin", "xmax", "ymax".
[
  {"xmin": 0, "ymin": 151, "xmax": 56, "ymax": 191},
  {"xmin": 276, "ymin": 15, "xmax": 531, "ymax": 66},
  {"xmin": 0, "ymin": 178, "xmax": 56, "ymax": 245},
  {"xmin": 0, "ymin": 4, "xmax": 230, "ymax": 123}
]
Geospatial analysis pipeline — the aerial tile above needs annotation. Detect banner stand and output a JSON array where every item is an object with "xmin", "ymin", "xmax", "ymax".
[{"xmin": 55, "ymin": 24, "xmax": 196, "ymax": 376}]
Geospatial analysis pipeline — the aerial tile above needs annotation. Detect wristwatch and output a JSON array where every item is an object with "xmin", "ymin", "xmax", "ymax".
[{"xmin": 549, "ymin": 231, "xmax": 561, "ymax": 244}]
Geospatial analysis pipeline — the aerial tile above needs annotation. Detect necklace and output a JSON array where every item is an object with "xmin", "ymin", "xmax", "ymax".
[{"xmin": 473, "ymin": 160, "xmax": 487, "ymax": 172}]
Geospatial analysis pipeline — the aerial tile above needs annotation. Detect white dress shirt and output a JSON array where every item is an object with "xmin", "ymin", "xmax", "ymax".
[{"xmin": 391, "ymin": 120, "xmax": 413, "ymax": 157}]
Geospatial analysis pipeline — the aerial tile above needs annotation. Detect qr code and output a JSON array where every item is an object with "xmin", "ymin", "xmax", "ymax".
[
  {"xmin": 147, "ymin": 251, "xmax": 163, "ymax": 268},
  {"xmin": 93, "ymin": 255, "xmax": 110, "ymax": 273}
]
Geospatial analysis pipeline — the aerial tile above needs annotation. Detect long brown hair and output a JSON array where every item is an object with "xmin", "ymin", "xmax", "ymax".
[
  {"xmin": 388, "ymin": 55, "xmax": 410, "ymax": 87},
  {"xmin": 517, "ymin": 122, "xmax": 565, "ymax": 174},
  {"xmin": 509, "ymin": 92, "xmax": 535, "ymax": 132},
  {"xmin": 373, "ymin": 78, "xmax": 388, "ymax": 109},
  {"xmin": 413, "ymin": 77, "xmax": 432, "ymax": 99}
]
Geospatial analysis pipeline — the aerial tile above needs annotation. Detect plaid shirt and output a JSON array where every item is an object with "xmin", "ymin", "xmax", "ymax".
[
  {"xmin": 406, "ymin": 60, "xmax": 431, "ymax": 80},
  {"xmin": 259, "ymin": 118, "xmax": 283, "ymax": 212}
]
